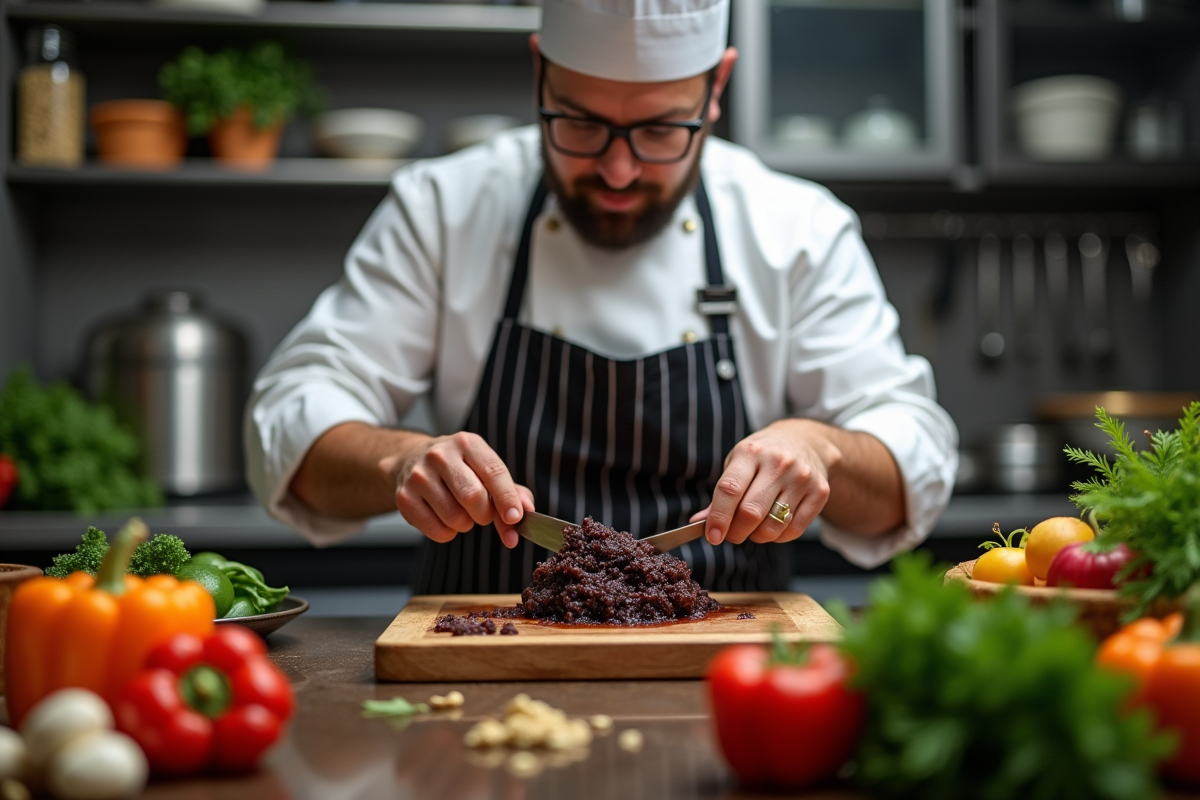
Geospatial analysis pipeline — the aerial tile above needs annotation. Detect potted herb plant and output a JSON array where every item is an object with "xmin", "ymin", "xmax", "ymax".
[{"xmin": 159, "ymin": 42, "xmax": 321, "ymax": 169}]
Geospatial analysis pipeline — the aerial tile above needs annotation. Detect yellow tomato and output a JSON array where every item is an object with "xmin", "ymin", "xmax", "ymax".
[
  {"xmin": 973, "ymin": 547, "xmax": 1035, "ymax": 585},
  {"xmin": 1025, "ymin": 517, "xmax": 1094, "ymax": 580}
]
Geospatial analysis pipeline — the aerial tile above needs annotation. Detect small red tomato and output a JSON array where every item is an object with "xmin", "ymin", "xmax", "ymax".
[
  {"xmin": 0, "ymin": 454, "xmax": 18, "ymax": 508},
  {"xmin": 1046, "ymin": 540, "xmax": 1138, "ymax": 590}
]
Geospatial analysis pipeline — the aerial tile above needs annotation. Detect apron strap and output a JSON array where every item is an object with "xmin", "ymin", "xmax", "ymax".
[
  {"xmin": 503, "ymin": 178, "xmax": 550, "ymax": 321},
  {"xmin": 692, "ymin": 178, "xmax": 729, "ymax": 336},
  {"xmin": 502, "ymin": 173, "xmax": 732, "ymax": 336}
]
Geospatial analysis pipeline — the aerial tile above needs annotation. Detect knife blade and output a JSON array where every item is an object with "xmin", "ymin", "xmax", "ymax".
[
  {"xmin": 640, "ymin": 520, "xmax": 708, "ymax": 553},
  {"xmin": 512, "ymin": 510, "xmax": 574, "ymax": 552},
  {"xmin": 513, "ymin": 511, "xmax": 708, "ymax": 555}
]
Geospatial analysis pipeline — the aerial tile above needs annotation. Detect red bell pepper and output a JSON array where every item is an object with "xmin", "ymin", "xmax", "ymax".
[
  {"xmin": 706, "ymin": 640, "xmax": 864, "ymax": 788},
  {"xmin": 0, "ymin": 454, "xmax": 18, "ymax": 508},
  {"xmin": 113, "ymin": 624, "xmax": 294, "ymax": 775}
]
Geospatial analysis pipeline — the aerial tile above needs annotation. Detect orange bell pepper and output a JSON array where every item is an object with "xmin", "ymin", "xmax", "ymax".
[
  {"xmin": 5, "ymin": 519, "xmax": 214, "ymax": 726},
  {"xmin": 1097, "ymin": 591, "xmax": 1200, "ymax": 785}
]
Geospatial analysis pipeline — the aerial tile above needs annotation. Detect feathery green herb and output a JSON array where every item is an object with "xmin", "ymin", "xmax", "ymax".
[
  {"xmin": 1066, "ymin": 403, "xmax": 1200, "ymax": 617},
  {"xmin": 833, "ymin": 554, "xmax": 1170, "ymax": 800}
]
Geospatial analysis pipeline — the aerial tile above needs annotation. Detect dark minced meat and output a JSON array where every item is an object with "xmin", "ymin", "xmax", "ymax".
[
  {"xmin": 736, "ymin": 612, "xmax": 756, "ymax": 620},
  {"xmin": 500, "ymin": 622, "xmax": 519, "ymax": 635},
  {"xmin": 433, "ymin": 614, "xmax": 497, "ymax": 636},
  {"xmin": 519, "ymin": 517, "xmax": 720, "ymax": 625}
]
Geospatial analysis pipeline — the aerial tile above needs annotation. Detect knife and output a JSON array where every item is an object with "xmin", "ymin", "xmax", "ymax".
[{"xmin": 512, "ymin": 511, "xmax": 707, "ymax": 554}]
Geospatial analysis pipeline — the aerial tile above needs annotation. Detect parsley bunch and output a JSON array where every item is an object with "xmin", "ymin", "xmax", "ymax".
[
  {"xmin": 1067, "ymin": 403, "xmax": 1200, "ymax": 617},
  {"xmin": 0, "ymin": 367, "xmax": 161, "ymax": 512},
  {"xmin": 835, "ymin": 554, "xmax": 1169, "ymax": 800}
]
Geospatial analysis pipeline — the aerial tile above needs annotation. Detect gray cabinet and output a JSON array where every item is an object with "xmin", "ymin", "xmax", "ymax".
[{"xmin": 731, "ymin": 0, "xmax": 961, "ymax": 181}]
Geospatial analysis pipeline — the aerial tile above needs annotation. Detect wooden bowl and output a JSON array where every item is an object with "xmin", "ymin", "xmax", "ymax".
[
  {"xmin": 945, "ymin": 559, "xmax": 1181, "ymax": 639},
  {"xmin": 0, "ymin": 564, "xmax": 45, "ymax": 694}
]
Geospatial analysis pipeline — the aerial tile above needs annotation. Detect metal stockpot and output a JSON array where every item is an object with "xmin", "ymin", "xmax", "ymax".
[
  {"xmin": 983, "ymin": 423, "xmax": 1065, "ymax": 494},
  {"xmin": 86, "ymin": 291, "xmax": 246, "ymax": 496}
]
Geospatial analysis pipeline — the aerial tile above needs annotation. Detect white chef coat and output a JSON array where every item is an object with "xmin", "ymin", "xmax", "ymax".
[{"xmin": 245, "ymin": 126, "xmax": 959, "ymax": 569}]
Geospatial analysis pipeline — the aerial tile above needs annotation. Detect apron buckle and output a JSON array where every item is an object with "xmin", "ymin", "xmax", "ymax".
[{"xmin": 696, "ymin": 285, "xmax": 739, "ymax": 316}]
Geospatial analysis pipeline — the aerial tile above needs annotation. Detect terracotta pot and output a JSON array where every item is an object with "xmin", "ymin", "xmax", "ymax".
[
  {"xmin": 90, "ymin": 100, "xmax": 186, "ymax": 169},
  {"xmin": 0, "ymin": 564, "xmax": 44, "ymax": 695},
  {"xmin": 209, "ymin": 107, "xmax": 283, "ymax": 170}
]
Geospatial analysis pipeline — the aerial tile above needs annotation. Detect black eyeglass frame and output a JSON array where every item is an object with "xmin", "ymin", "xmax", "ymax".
[{"xmin": 536, "ymin": 65, "xmax": 714, "ymax": 165}]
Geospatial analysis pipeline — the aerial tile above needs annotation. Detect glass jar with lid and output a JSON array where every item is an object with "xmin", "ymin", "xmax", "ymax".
[{"xmin": 17, "ymin": 25, "xmax": 85, "ymax": 167}]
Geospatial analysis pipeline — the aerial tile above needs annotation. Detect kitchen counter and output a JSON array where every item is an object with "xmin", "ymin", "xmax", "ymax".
[
  {"xmin": 131, "ymin": 615, "xmax": 841, "ymax": 800},
  {"xmin": 16, "ymin": 614, "xmax": 1199, "ymax": 799}
]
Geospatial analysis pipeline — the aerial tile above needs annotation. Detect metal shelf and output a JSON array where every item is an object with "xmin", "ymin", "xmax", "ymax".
[
  {"xmin": 3, "ymin": 1, "xmax": 540, "ymax": 32},
  {"xmin": 6, "ymin": 158, "xmax": 408, "ymax": 187},
  {"xmin": 0, "ymin": 494, "xmax": 1075, "ymax": 554}
]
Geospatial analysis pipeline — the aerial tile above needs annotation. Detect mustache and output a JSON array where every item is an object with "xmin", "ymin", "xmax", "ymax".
[{"xmin": 571, "ymin": 176, "xmax": 663, "ymax": 200}]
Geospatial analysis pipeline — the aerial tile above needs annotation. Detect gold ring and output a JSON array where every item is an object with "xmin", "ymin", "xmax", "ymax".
[{"xmin": 768, "ymin": 499, "xmax": 792, "ymax": 525}]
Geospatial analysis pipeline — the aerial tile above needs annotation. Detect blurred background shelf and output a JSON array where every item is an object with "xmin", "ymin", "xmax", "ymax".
[{"xmin": 7, "ymin": 158, "xmax": 409, "ymax": 187}]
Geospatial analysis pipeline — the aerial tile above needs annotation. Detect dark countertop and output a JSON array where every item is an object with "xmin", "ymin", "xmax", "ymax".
[
  {"xmin": 113, "ymin": 615, "xmax": 1200, "ymax": 800},
  {"xmin": 137, "ymin": 615, "xmax": 823, "ymax": 800}
]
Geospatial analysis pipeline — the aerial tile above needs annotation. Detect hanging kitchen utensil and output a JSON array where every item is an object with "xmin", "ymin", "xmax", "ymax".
[
  {"xmin": 1012, "ymin": 234, "xmax": 1038, "ymax": 364},
  {"xmin": 1044, "ymin": 231, "xmax": 1080, "ymax": 369},
  {"xmin": 1124, "ymin": 233, "xmax": 1159, "ymax": 307},
  {"xmin": 977, "ymin": 234, "xmax": 1005, "ymax": 363},
  {"xmin": 1079, "ymin": 231, "xmax": 1113, "ymax": 365}
]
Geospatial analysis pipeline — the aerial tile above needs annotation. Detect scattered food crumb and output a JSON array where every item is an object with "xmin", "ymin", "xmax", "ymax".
[
  {"xmin": 429, "ymin": 690, "xmax": 465, "ymax": 710},
  {"xmin": 506, "ymin": 751, "xmax": 542, "ymax": 777},
  {"xmin": 736, "ymin": 612, "xmax": 756, "ymax": 620},
  {"xmin": 589, "ymin": 714, "xmax": 613, "ymax": 733},
  {"xmin": 500, "ymin": 622, "xmax": 519, "ymax": 635},
  {"xmin": 433, "ymin": 614, "xmax": 497, "ymax": 636},
  {"xmin": 463, "ymin": 693, "xmax": 593, "ymax": 752},
  {"xmin": 617, "ymin": 729, "xmax": 644, "ymax": 752}
]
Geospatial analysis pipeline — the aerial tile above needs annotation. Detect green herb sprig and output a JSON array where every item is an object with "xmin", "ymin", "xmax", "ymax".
[
  {"xmin": 832, "ymin": 553, "xmax": 1170, "ymax": 800},
  {"xmin": 1067, "ymin": 403, "xmax": 1200, "ymax": 617}
]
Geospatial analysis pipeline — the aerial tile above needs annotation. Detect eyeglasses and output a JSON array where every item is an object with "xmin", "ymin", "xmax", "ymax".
[{"xmin": 537, "ymin": 67, "xmax": 712, "ymax": 165}]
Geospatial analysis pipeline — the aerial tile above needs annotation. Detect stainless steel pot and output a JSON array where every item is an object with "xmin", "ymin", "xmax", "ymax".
[
  {"xmin": 983, "ymin": 423, "xmax": 1065, "ymax": 494},
  {"xmin": 1038, "ymin": 392, "xmax": 1198, "ymax": 454},
  {"xmin": 86, "ymin": 291, "xmax": 246, "ymax": 496}
]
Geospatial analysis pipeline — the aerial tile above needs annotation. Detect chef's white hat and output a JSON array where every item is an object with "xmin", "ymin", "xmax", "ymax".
[{"xmin": 539, "ymin": 0, "xmax": 730, "ymax": 83}]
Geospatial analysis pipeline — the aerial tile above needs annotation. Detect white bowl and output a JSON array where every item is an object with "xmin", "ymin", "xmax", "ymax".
[
  {"xmin": 1012, "ymin": 75, "xmax": 1121, "ymax": 161},
  {"xmin": 314, "ymin": 109, "xmax": 424, "ymax": 160},
  {"xmin": 773, "ymin": 115, "xmax": 834, "ymax": 150},
  {"xmin": 843, "ymin": 108, "xmax": 918, "ymax": 152},
  {"xmin": 444, "ymin": 114, "xmax": 522, "ymax": 153}
]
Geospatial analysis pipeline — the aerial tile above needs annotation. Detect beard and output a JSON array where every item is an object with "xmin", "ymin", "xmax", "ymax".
[{"xmin": 541, "ymin": 131, "xmax": 707, "ymax": 251}]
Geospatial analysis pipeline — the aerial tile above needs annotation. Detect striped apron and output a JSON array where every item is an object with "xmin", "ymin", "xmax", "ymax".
[{"xmin": 411, "ymin": 176, "xmax": 789, "ymax": 594}]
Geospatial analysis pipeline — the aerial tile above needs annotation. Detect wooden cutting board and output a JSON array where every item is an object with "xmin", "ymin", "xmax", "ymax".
[{"xmin": 374, "ymin": 592, "xmax": 841, "ymax": 682}]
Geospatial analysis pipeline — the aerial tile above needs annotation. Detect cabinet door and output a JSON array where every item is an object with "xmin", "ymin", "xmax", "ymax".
[{"xmin": 732, "ymin": 0, "xmax": 959, "ymax": 181}]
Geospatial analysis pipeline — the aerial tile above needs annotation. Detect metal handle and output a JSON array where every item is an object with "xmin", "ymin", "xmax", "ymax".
[{"xmin": 977, "ymin": 234, "xmax": 1004, "ymax": 362}]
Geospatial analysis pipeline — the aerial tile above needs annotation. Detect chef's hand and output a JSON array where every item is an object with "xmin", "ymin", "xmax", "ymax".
[
  {"xmin": 692, "ymin": 419, "xmax": 843, "ymax": 545},
  {"xmin": 379, "ymin": 432, "xmax": 534, "ymax": 549}
]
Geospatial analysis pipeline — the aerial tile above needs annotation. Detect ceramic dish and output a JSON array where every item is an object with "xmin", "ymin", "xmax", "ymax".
[
  {"xmin": 315, "ymin": 109, "xmax": 424, "ymax": 159},
  {"xmin": 1011, "ymin": 75, "xmax": 1121, "ymax": 161},
  {"xmin": 216, "ymin": 595, "xmax": 309, "ymax": 637}
]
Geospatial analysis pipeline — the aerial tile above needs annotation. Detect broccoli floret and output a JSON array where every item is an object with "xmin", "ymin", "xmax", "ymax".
[
  {"xmin": 45, "ymin": 526, "xmax": 109, "ymax": 578},
  {"xmin": 128, "ymin": 533, "xmax": 191, "ymax": 577}
]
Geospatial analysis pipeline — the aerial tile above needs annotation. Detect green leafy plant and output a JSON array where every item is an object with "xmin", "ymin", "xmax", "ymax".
[
  {"xmin": 159, "ymin": 41, "xmax": 322, "ymax": 135},
  {"xmin": 833, "ymin": 553, "xmax": 1170, "ymax": 800},
  {"xmin": 1067, "ymin": 403, "xmax": 1200, "ymax": 617},
  {"xmin": 0, "ymin": 367, "xmax": 161, "ymax": 513}
]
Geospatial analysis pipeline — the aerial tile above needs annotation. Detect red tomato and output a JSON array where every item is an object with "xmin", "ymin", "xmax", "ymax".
[
  {"xmin": 1046, "ymin": 541, "xmax": 1138, "ymax": 590},
  {"xmin": 707, "ymin": 643, "xmax": 864, "ymax": 788},
  {"xmin": 0, "ymin": 454, "xmax": 18, "ymax": 508}
]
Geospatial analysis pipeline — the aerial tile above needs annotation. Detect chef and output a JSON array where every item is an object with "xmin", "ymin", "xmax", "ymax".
[{"xmin": 246, "ymin": 0, "xmax": 959, "ymax": 594}]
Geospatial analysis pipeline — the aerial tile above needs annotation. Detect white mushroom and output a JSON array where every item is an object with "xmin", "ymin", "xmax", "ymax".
[
  {"xmin": 45, "ymin": 731, "xmax": 147, "ymax": 800},
  {"xmin": 19, "ymin": 690, "xmax": 113, "ymax": 770}
]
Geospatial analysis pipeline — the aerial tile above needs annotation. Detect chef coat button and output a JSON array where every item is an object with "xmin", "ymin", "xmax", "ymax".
[
  {"xmin": 546, "ymin": 218, "xmax": 561, "ymax": 232},
  {"xmin": 715, "ymin": 358, "xmax": 737, "ymax": 380},
  {"xmin": 552, "ymin": 326, "xmax": 564, "ymax": 337},
  {"xmin": 681, "ymin": 331, "xmax": 698, "ymax": 344},
  {"xmin": 682, "ymin": 219, "xmax": 697, "ymax": 233}
]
